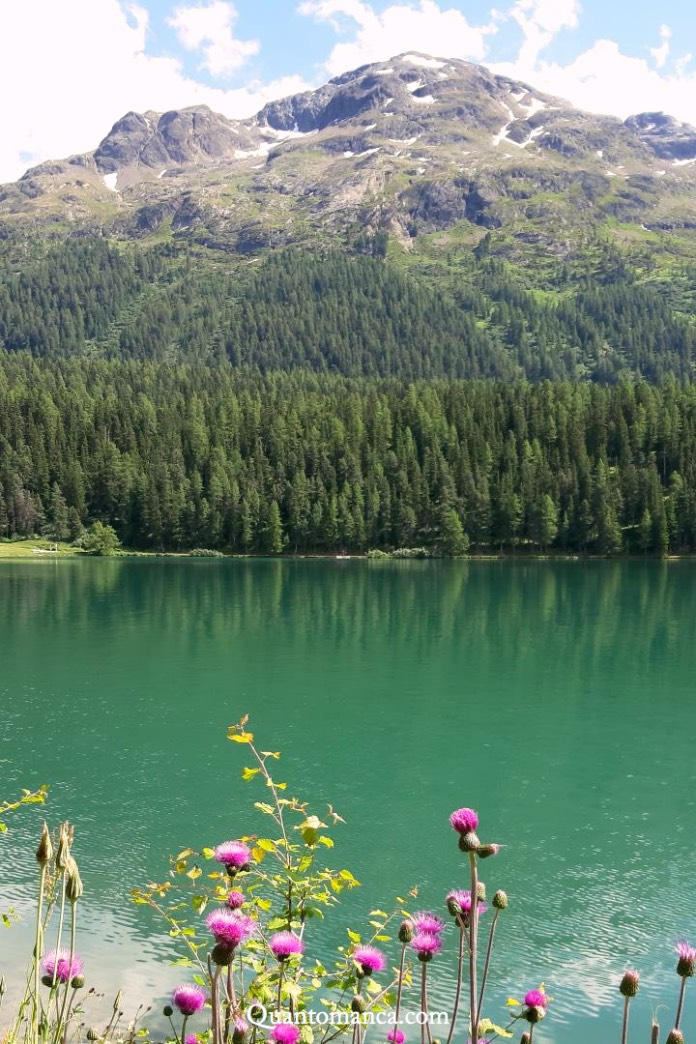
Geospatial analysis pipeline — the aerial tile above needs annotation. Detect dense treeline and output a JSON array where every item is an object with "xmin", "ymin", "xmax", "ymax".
[
  {"xmin": 1, "ymin": 353, "xmax": 695, "ymax": 554},
  {"xmin": 0, "ymin": 240, "xmax": 694, "ymax": 381}
]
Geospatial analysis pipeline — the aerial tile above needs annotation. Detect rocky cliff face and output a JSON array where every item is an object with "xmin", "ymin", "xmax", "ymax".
[{"xmin": 2, "ymin": 52, "xmax": 695, "ymax": 257}]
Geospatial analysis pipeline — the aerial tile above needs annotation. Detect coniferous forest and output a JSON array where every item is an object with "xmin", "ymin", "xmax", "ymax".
[{"xmin": 1, "ymin": 237, "xmax": 696, "ymax": 554}]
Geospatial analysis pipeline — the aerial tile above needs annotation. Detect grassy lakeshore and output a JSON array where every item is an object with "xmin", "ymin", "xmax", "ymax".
[{"xmin": 0, "ymin": 539, "xmax": 84, "ymax": 558}]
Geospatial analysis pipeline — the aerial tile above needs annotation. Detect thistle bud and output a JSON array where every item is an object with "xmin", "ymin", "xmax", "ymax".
[
  {"xmin": 666, "ymin": 1031, "xmax": 684, "ymax": 1044},
  {"xmin": 66, "ymin": 861, "xmax": 83, "ymax": 903},
  {"xmin": 458, "ymin": 832, "xmax": 480, "ymax": 853},
  {"xmin": 86, "ymin": 1029, "xmax": 101, "ymax": 1041},
  {"xmin": 619, "ymin": 970, "xmax": 639, "ymax": 998},
  {"xmin": 36, "ymin": 823, "xmax": 53, "ymax": 867},
  {"xmin": 522, "ymin": 1006, "xmax": 545, "ymax": 1025},
  {"xmin": 211, "ymin": 943, "xmax": 235, "ymax": 967},
  {"xmin": 71, "ymin": 975, "xmax": 85, "ymax": 990},
  {"xmin": 351, "ymin": 996, "xmax": 367, "ymax": 1014},
  {"xmin": 232, "ymin": 1019, "xmax": 249, "ymax": 1044},
  {"xmin": 398, "ymin": 920, "xmax": 414, "ymax": 943},
  {"xmin": 0, "ymin": 976, "xmax": 5, "ymax": 999},
  {"xmin": 41, "ymin": 975, "xmax": 54, "ymax": 987},
  {"xmin": 163, "ymin": 1005, "xmax": 173, "ymax": 1017},
  {"xmin": 476, "ymin": 882, "xmax": 486, "ymax": 901},
  {"xmin": 492, "ymin": 890, "xmax": 508, "ymax": 911},
  {"xmin": 477, "ymin": 844, "xmax": 500, "ymax": 859},
  {"xmin": 520, "ymin": 1034, "xmax": 531, "ymax": 1044}
]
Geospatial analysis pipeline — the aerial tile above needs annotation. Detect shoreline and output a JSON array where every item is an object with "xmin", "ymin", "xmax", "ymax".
[{"xmin": 0, "ymin": 540, "xmax": 693, "ymax": 562}]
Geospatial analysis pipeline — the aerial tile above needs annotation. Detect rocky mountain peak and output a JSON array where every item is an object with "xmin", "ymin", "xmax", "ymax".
[{"xmin": 624, "ymin": 111, "xmax": 696, "ymax": 161}]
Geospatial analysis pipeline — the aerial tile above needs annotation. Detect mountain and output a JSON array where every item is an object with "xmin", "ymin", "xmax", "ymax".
[
  {"xmin": 2, "ymin": 51, "xmax": 695, "ymax": 261},
  {"xmin": 1, "ymin": 53, "xmax": 696, "ymax": 385}
]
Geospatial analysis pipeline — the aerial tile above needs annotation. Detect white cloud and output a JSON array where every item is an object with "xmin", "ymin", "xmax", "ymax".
[
  {"xmin": 168, "ymin": 2, "xmax": 259, "ymax": 77},
  {"xmin": 0, "ymin": 0, "xmax": 309, "ymax": 184},
  {"xmin": 509, "ymin": 0, "xmax": 579, "ymax": 68},
  {"xmin": 650, "ymin": 25, "xmax": 671, "ymax": 70},
  {"xmin": 297, "ymin": 0, "xmax": 497, "ymax": 76},
  {"xmin": 494, "ymin": 38, "xmax": 696, "ymax": 123}
]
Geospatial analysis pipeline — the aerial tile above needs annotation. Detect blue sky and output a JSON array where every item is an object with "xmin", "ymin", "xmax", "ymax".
[{"xmin": 1, "ymin": 0, "xmax": 695, "ymax": 182}]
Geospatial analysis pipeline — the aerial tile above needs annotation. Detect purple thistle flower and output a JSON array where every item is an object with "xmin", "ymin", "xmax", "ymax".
[
  {"xmin": 411, "ymin": 912, "xmax": 445, "ymax": 936},
  {"xmin": 270, "ymin": 1026, "xmax": 301, "ymax": 1044},
  {"xmin": 675, "ymin": 941, "xmax": 696, "ymax": 977},
  {"xmin": 214, "ymin": 841, "xmax": 251, "ymax": 869},
  {"xmin": 41, "ymin": 949, "xmax": 83, "ymax": 984},
  {"xmin": 232, "ymin": 1019, "xmax": 249, "ymax": 1044},
  {"xmin": 186, "ymin": 1036, "xmax": 198, "ymax": 1044},
  {"xmin": 387, "ymin": 1032, "xmax": 405, "ymax": 1043},
  {"xmin": 411, "ymin": 933, "xmax": 442, "ymax": 962},
  {"xmin": 524, "ymin": 989, "xmax": 548, "ymax": 1009},
  {"xmin": 446, "ymin": 890, "xmax": 488, "ymax": 920},
  {"xmin": 205, "ymin": 909, "xmax": 255, "ymax": 948},
  {"xmin": 269, "ymin": 932, "xmax": 304, "ymax": 960},
  {"xmin": 353, "ymin": 945, "xmax": 387, "ymax": 975},
  {"xmin": 449, "ymin": 808, "xmax": 478, "ymax": 835},
  {"xmin": 172, "ymin": 984, "xmax": 206, "ymax": 1016},
  {"xmin": 227, "ymin": 890, "xmax": 245, "ymax": 910}
]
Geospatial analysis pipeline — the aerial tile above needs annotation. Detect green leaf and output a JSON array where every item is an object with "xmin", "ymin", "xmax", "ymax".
[
  {"xmin": 479, "ymin": 1020, "xmax": 513, "ymax": 1039},
  {"xmin": 347, "ymin": 930, "xmax": 361, "ymax": 944},
  {"xmin": 242, "ymin": 767, "xmax": 260, "ymax": 780},
  {"xmin": 228, "ymin": 729, "xmax": 254, "ymax": 744}
]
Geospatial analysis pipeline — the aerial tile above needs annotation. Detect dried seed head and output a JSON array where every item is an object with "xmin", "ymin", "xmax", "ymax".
[
  {"xmin": 55, "ymin": 823, "xmax": 73, "ymax": 871},
  {"xmin": 36, "ymin": 823, "xmax": 53, "ymax": 867},
  {"xmin": 492, "ymin": 890, "xmax": 508, "ymax": 911},
  {"xmin": 619, "ymin": 970, "xmax": 640, "ymax": 998},
  {"xmin": 477, "ymin": 844, "xmax": 500, "ymax": 859},
  {"xmin": 666, "ymin": 1031, "xmax": 684, "ymax": 1044}
]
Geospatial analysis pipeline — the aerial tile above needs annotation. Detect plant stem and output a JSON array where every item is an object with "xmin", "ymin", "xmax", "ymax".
[
  {"xmin": 277, "ymin": 963, "xmax": 284, "ymax": 1012},
  {"xmin": 469, "ymin": 852, "xmax": 479, "ymax": 1044},
  {"xmin": 620, "ymin": 996, "xmax": 630, "ymax": 1044},
  {"xmin": 182, "ymin": 1015, "xmax": 189, "ymax": 1044},
  {"xmin": 445, "ymin": 923, "xmax": 465, "ymax": 1044},
  {"xmin": 650, "ymin": 1020, "xmax": 659, "ymax": 1044},
  {"xmin": 225, "ymin": 964, "xmax": 237, "ymax": 1044},
  {"xmin": 394, "ymin": 942, "xmax": 407, "ymax": 1031},
  {"xmin": 211, "ymin": 966, "xmax": 223, "ymax": 1044},
  {"xmin": 420, "ymin": 963, "xmax": 432, "ymax": 1044},
  {"xmin": 32, "ymin": 863, "xmax": 47, "ymax": 1044},
  {"xmin": 51, "ymin": 877, "xmax": 67, "ymax": 990},
  {"xmin": 675, "ymin": 975, "xmax": 688, "ymax": 1029},
  {"xmin": 53, "ymin": 904, "xmax": 77, "ymax": 1044},
  {"xmin": 477, "ymin": 908, "xmax": 499, "ymax": 1026}
]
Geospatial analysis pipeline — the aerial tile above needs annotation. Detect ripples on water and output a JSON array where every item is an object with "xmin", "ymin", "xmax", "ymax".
[{"xmin": 1, "ymin": 559, "xmax": 696, "ymax": 1042}]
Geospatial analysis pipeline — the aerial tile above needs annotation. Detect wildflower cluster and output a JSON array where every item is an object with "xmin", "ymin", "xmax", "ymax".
[{"xmin": 4, "ymin": 722, "xmax": 695, "ymax": 1044}]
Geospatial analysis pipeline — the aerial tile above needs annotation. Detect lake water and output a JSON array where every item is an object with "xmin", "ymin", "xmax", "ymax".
[{"xmin": 2, "ymin": 558, "xmax": 696, "ymax": 1043}]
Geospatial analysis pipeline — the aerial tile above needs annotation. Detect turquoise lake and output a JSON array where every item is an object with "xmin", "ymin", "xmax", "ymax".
[{"xmin": 2, "ymin": 558, "xmax": 696, "ymax": 1043}]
